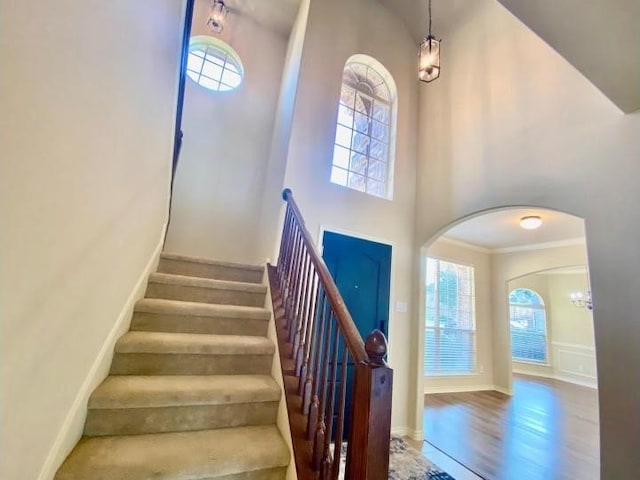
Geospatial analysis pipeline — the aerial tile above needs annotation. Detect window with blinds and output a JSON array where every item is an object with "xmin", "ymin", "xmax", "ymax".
[
  {"xmin": 425, "ymin": 258, "xmax": 476, "ymax": 375},
  {"xmin": 509, "ymin": 288, "xmax": 548, "ymax": 363}
]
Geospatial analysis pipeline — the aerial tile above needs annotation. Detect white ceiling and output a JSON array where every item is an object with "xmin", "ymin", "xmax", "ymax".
[
  {"xmin": 496, "ymin": 0, "xmax": 640, "ymax": 113},
  {"xmin": 206, "ymin": 0, "xmax": 301, "ymax": 36},
  {"xmin": 379, "ymin": 0, "xmax": 480, "ymax": 39},
  {"xmin": 382, "ymin": 0, "xmax": 640, "ymax": 112},
  {"xmin": 444, "ymin": 208, "xmax": 586, "ymax": 250}
]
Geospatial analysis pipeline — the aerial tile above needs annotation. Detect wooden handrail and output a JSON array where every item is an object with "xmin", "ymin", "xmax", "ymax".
[
  {"xmin": 268, "ymin": 188, "xmax": 393, "ymax": 480},
  {"xmin": 281, "ymin": 188, "xmax": 368, "ymax": 364}
]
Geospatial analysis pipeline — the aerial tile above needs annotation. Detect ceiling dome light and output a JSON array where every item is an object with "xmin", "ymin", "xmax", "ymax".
[{"xmin": 520, "ymin": 216, "xmax": 543, "ymax": 230}]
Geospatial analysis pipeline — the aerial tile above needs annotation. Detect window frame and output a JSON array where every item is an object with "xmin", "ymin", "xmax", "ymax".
[
  {"xmin": 509, "ymin": 288, "xmax": 549, "ymax": 365},
  {"xmin": 330, "ymin": 58, "xmax": 396, "ymax": 200},
  {"xmin": 424, "ymin": 256, "xmax": 477, "ymax": 376},
  {"xmin": 186, "ymin": 35, "xmax": 244, "ymax": 92}
]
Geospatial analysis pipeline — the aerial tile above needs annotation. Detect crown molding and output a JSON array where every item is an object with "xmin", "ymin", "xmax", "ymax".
[
  {"xmin": 438, "ymin": 236, "xmax": 586, "ymax": 255},
  {"xmin": 491, "ymin": 237, "xmax": 586, "ymax": 254},
  {"xmin": 438, "ymin": 236, "xmax": 492, "ymax": 254}
]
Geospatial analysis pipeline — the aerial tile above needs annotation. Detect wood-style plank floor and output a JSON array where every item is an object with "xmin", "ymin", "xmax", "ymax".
[{"xmin": 423, "ymin": 375, "xmax": 600, "ymax": 480}]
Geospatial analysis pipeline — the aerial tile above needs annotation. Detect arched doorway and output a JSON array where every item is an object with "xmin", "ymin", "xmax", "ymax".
[{"xmin": 414, "ymin": 206, "xmax": 599, "ymax": 479}]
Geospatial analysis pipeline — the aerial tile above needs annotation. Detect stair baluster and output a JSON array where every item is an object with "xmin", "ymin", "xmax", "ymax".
[
  {"xmin": 267, "ymin": 188, "xmax": 393, "ymax": 480},
  {"xmin": 298, "ymin": 273, "xmax": 319, "ymax": 394}
]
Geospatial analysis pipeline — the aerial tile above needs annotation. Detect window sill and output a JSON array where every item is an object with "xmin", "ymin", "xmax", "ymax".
[{"xmin": 424, "ymin": 371, "xmax": 478, "ymax": 378}]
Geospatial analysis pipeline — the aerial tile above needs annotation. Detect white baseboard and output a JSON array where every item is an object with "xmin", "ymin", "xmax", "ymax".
[
  {"xmin": 494, "ymin": 385, "xmax": 513, "ymax": 395},
  {"xmin": 391, "ymin": 427, "xmax": 412, "ymax": 436},
  {"xmin": 512, "ymin": 367, "xmax": 555, "ymax": 379},
  {"xmin": 37, "ymin": 225, "xmax": 166, "ymax": 480},
  {"xmin": 554, "ymin": 374, "xmax": 598, "ymax": 389},
  {"xmin": 390, "ymin": 427, "xmax": 425, "ymax": 442},
  {"xmin": 263, "ymin": 266, "xmax": 298, "ymax": 480},
  {"xmin": 515, "ymin": 370, "xmax": 597, "ymax": 389}
]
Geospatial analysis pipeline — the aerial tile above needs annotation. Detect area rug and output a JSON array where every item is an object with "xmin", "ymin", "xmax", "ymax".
[{"xmin": 338, "ymin": 436, "xmax": 455, "ymax": 479}]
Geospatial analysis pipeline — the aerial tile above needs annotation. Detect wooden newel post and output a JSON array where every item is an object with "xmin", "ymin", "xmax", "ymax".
[{"xmin": 345, "ymin": 330, "xmax": 393, "ymax": 480}]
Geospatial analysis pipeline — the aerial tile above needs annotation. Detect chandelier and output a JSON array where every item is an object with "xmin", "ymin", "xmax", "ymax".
[
  {"xmin": 419, "ymin": 0, "xmax": 441, "ymax": 83},
  {"xmin": 570, "ymin": 291, "xmax": 593, "ymax": 310},
  {"xmin": 207, "ymin": 0, "xmax": 228, "ymax": 33}
]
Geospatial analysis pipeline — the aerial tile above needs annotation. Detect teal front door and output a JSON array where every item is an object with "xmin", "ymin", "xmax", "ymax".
[
  {"xmin": 322, "ymin": 231, "xmax": 391, "ymax": 338},
  {"xmin": 321, "ymin": 230, "xmax": 392, "ymax": 439}
]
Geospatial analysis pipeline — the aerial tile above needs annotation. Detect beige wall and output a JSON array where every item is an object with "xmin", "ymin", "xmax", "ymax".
[
  {"xmin": 0, "ymin": 1, "xmax": 183, "ymax": 479},
  {"xmin": 415, "ymin": 0, "xmax": 640, "ymax": 475},
  {"xmin": 545, "ymin": 272, "xmax": 597, "ymax": 387},
  {"xmin": 280, "ymin": 0, "xmax": 419, "ymax": 435},
  {"xmin": 258, "ymin": 0, "xmax": 310, "ymax": 263},
  {"xmin": 547, "ymin": 273, "xmax": 594, "ymax": 346},
  {"xmin": 165, "ymin": 0, "xmax": 287, "ymax": 264},
  {"xmin": 422, "ymin": 238, "xmax": 494, "ymax": 393}
]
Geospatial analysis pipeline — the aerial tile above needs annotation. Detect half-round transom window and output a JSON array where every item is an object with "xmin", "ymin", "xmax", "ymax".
[{"xmin": 186, "ymin": 36, "xmax": 243, "ymax": 92}]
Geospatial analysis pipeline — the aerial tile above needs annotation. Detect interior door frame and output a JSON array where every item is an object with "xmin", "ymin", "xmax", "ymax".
[{"xmin": 318, "ymin": 224, "xmax": 396, "ymax": 353}]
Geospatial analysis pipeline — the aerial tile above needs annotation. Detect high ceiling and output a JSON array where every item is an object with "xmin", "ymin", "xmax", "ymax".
[
  {"xmin": 229, "ymin": 0, "xmax": 638, "ymax": 112},
  {"xmin": 213, "ymin": 0, "xmax": 301, "ymax": 36},
  {"xmin": 496, "ymin": 0, "xmax": 640, "ymax": 113},
  {"xmin": 379, "ymin": 0, "xmax": 480, "ymax": 39},
  {"xmin": 383, "ymin": 0, "xmax": 639, "ymax": 113},
  {"xmin": 444, "ymin": 208, "xmax": 586, "ymax": 250}
]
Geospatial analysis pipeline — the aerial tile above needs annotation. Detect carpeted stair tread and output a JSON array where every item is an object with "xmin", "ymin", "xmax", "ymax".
[
  {"xmin": 160, "ymin": 253, "xmax": 264, "ymax": 272},
  {"xmin": 135, "ymin": 298, "xmax": 270, "ymax": 320},
  {"xmin": 115, "ymin": 331, "xmax": 275, "ymax": 355},
  {"xmin": 55, "ymin": 425, "xmax": 289, "ymax": 480},
  {"xmin": 148, "ymin": 272, "xmax": 267, "ymax": 293},
  {"xmin": 89, "ymin": 375, "xmax": 281, "ymax": 409}
]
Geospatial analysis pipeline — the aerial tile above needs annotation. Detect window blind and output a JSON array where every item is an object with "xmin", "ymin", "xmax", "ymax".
[
  {"xmin": 509, "ymin": 289, "xmax": 548, "ymax": 363},
  {"xmin": 424, "ymin": 258, "xmax": 476, "ymax": 375}
]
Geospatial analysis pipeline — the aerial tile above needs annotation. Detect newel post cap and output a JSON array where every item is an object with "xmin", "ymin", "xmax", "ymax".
[
  {"xmin": 365, "ymin": 329, "xmax": 388, "ymax": 366},
  {"xmin": 282, "ymin": 188, "xmax": 292, "ymax": 200}
]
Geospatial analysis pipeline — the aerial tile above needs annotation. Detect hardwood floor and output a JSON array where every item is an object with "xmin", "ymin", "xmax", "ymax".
[{"xmin": 423, "ymin": 375, "xmax": 600, "ymax": 480}]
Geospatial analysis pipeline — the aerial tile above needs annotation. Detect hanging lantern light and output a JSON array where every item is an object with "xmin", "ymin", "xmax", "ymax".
[
  {"xmin": 419, "ymin": 0, "xmax": 441, "ymax": 83},
  {"xmin": 207, "ymin": 0, "xmax": 228, "ymax": 34}
]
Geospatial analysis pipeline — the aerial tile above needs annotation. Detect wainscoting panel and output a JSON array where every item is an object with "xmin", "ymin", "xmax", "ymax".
[{"xmin": 551, "ymin": 342, "xmax": 597, "ymax": 388}]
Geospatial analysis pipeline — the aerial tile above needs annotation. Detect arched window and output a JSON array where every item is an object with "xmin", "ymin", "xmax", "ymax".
[
  {"xmin": 509, "ymin": 288, "xmax": 548, "ymax": 363},
  {"xmin": 186, "ymin": 36, "xmax": 244, "ymax": 92},
  {"xmin": 330, "ymin": 56, "xmax": 397, "ymax": 199}
]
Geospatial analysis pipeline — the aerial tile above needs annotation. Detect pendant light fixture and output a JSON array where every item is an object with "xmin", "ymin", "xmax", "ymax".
[
  {"xmin": 419, "ymin": 0, "xmax": 441, "ymax": 83},
  {"xmin": 207, "ymin": 0, "xmax": 228, "ymax": 33}
]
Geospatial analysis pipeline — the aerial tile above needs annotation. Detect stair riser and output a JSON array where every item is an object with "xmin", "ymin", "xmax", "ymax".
[
  {"xmin": 146, "ymin": 283, "xmax": 265, "ymax": 307},
  {"xmin": 159, "ymin": 258, "xmax": 264, "ymax": 284},
  {"xmin": 131, "ymin": 312, "xmax": 268, "ymax": 336},
  {"xmin": 85, "ymin": 402, "xmax": 278, "ymax": 436},
  {"xmin": 111, "ymin": 354, "xmax": 273, "ymax": 375}
]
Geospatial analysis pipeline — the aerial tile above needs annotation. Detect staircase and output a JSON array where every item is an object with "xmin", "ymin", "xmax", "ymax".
[{"xmin": 55, "ymin": 253, "xmax": 290, "ymax": 480}]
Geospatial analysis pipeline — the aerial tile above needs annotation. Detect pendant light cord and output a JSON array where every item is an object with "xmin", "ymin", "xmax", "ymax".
[{"xmin": 428, "ymin": 0, "xmax": 432, "ymax": 37}]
